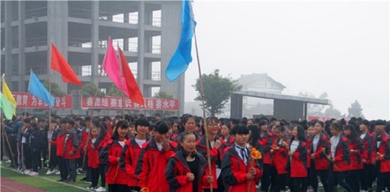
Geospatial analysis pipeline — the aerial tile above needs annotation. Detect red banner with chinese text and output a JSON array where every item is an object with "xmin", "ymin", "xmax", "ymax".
[
  {"xmin": 81, "ymin": 96, "xmax": 179, "ymax": 111},
  {"xmin": 13, "ymin": 92, "xmax": 73, "ymax": 109}
]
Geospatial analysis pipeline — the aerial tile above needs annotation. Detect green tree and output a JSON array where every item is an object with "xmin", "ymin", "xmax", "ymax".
[
  {"xmin": 347, "ymin": 100, "xmax": 365, "ymax": 118},
  {"xmin": 81, "ymin": 83, "xmax": 105, "ymax": 98},
  {"xmin": 324, "ymin": 105, "xmax": 342, "ymax": 117},
  {"xmin": 154, "ymin": 90, "xmax": 173, "ymax": 99},
  {"xmin": 193, "ymin": 69, "xmax": 242, "ymax": 117},
  {"xmin": 298, "ymin": 92, "xmax": 328, "ymax": 116},
  {"xmin": 107, "ymin": 84, "xmax": 125, "ymax": 97},
  {"xmin": 43, "ymin": 80, "xmax": 66, "ymax": 96}
]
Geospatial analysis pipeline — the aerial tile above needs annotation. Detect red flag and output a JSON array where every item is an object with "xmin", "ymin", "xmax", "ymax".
[
  {"xmin": 50, "ymin": 43, "xmax": 82, "ymax": 86},
  {"xmin": 118, "ymin": 47, "xmax": 144, "ymax": 105}
]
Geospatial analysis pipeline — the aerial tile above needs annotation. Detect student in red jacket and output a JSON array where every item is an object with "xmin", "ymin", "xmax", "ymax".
[
  {"xmin": 136, "ymin": 121, "xmax": 176, "ymax": 192},
  {"xmin": 175, "ymin": 114, "xmax": 200, "ymax": 142},
  {"xmin": 304, "ymin": 124, "xmax": 314, "ymax": 192},
  {"xmin": 86, "ymin": 126, "xmax": 100, "ymax": 190},
  {"xmin": 55, "ymin": 119, "xmax": 68, "ymax": 182},
  {"xmin": 271, "ymin": 125, "xmax": 289, "ymax": 192},
  {"xmin": 100, "ymin": 121, "xmax": 130, "ymax": 192},
  {"xmin": 328, "ymin": 123, "xmax": 352, "ymax": 192},
  {"xmin": 94, "ymin": 122, "xmax": 110, "ymax": 192},
  {"xmin": 374, "ymin": 120, "xmax": 390, "ymax": 192},
  {"xmin": 170, "ymin": 122, "xmax": 180, "ymax": 141},
  {"xmin": 343, "ymin": 124, "xmax": 364, "ymax": 192},
  {"xmin": 196, "ymin": 117, "xmax": 223, "ymax": 192},
  {"xmin": 220, "ymin": 123, "xmax": 234, "ymax": 147},
  {"xmin": 221, "ymin": 125, "xmax": 261, "ymax": 192},
  {"xmin": 64, "ymin": 120, "xmax": 81, "ymax": 184},
  {"xmin": 309, "ymin": 120, "xmax": 330, "ymax": 192},
  {"xmin": 286, "ymin": 125, "xmax": 307, "ymax": 192},
  {"xmin": 359, "ymin": 120, "xmax": 374, "ymax": 192},
  {"xmin": 120, "ymin": 118, "xmax": 150, "ymax": 192},
  {"xmin": 257, "ymin": 120, "xmax": 274, "ymax": 192},
  {"xmin": 166, "ymin": 132, "xmax": 213, "ymax": 192}
]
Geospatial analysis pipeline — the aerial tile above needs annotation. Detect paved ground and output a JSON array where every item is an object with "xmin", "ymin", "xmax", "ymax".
[{"xmin": 0, "ymin": 177, "xmax": 46, "ymax": 192}]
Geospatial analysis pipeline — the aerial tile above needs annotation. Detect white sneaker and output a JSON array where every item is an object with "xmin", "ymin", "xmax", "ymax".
[
  {"xmin": 56, "ymin": 171, "xmax": 60, "ymax": 175},
  {"xmin": 46, "ymin": 170, "xmax": 53, "ymax": 175},
  {"xmin": 29, "ymin": 171, "xmax": 38, "ymax": 176},
  {"xmin": 24, "ymin": 170, "xmax": 31, "ymax": 175},
  {"xmin": 95, "ymin": 187, "xmax": 106, "ymax": 192}
]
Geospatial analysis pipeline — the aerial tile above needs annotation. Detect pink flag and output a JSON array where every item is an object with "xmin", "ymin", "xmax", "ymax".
[{"xmin": 102, "ymin": 38, "xmax": 129, "ymax": 96}]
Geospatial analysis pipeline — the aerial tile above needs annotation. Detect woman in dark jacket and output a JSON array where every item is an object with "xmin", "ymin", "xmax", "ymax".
[{"xmin": 166, "ymin": 132, "xmax": 212, "ymax": 192}]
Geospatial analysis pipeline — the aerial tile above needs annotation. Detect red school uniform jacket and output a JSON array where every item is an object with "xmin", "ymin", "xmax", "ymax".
[
  {"xmin": 311, "ymin": 133, "xmax": 330, "ymax": 170},
  {"xmin": 220, "ymin": 136, "xmax": 235, "ymax": 148},
  {"xmin": 360, "ymin": 133, "xmax": 373, "ymax": 164},
  {"xmin": 63, "ymin": 130, "xmax": 81, "ymax": 160},
  {"xmin": 273, "ymin": 137, "xmax": 290, "ymax": 174},
  {"xmin": 87, "ymin": 138, "xmax": 100, "ymax": 169},
  {"xmin": 79, "ymin": 128, "xmax": 89, "ymax": 154},
  {"xmin": 377, "ymin": 132, "xmax": 390, "ymax": 173},
  {"xmin": 135, "ymin": 137, "xmax": 176, "ymax": 192},
  {"xmin": 259, "ymin": 131, "xmax": 274, "ymax": 165},
  {"xmin": 306, "ymin": 136, "xmax": 311, "ymax": 168},
  {"xmin": 332, "ymin": 136, "xmax": 350, "ymax": 172},
  {"xmin": 165, "ymin": 150, "xmax": 208, "ymax": 192},
  {"xmin": 287, "ymin": 140, "xmax": 308, "ymax": 178},
  {"xmin": 100, "ymin": 139, "xmax": 128, "ymax": 185},
  {"xmin": 119, "ymin": 136, "xmax": 150, "ymax": 187},
  {"xmin": 348, "ymin": 137, "xmax": 364, "ymax": 170},
  {"xmin": 55, "ymin": 130, "xmax": 66, "ymax": 157},
  {"xmin": 196, "ymin": 136, "xmax": 224, "ymax": 189},
  {"xmin": 221, "ymin": 145, "xmax": 261, "ymax": 192}
]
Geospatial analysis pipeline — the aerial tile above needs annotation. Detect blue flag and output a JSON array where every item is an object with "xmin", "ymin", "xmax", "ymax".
[
  {"xmin": 165, "ymin": 0, "xmax": 196, "ymax": 82},
  {"xmin": 28, "ymin": 70, "xmax": 55, "ymax": 107}
]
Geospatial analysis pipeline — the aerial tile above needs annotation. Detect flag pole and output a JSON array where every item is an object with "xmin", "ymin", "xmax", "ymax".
[
  {"xmin": 90, "ymin": 50, "xmax": 104, "ymax": 119},
  {"xmin": 1, "ymin": 76, "xmax": 16, "ymax": 168},
  {"xmin": 117, "ymin": 44, "xmax": 125, "ymax": 120},
  {"xmin": 190, "ymin": 2, "xmax": 213, "ymax": 191}
]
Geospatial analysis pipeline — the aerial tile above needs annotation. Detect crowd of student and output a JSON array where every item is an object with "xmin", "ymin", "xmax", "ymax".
[{"xmin": 1, "ymin": 113, "xmax": 390, "ymax": 192}]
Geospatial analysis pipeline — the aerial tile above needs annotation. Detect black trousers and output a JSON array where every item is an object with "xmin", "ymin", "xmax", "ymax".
[
  {"xmin": 346, "ymin": 169, "xmax": 360, "ymax": 192},
  {"xmin": 38, "ymin": 145, "xmax": 47, "ymax": 168},
  {"xmin": 290, "ymin": 177, "xmax": 305, "ymax": 192},
  {"xmin": 328, "ymin": 171, "xmax": 353, "ymax": 192},
  {"xmin": 85, "ymin": 155, "xmax": 91, "ymax": 180},
  {"xmin": 30, "ymin": 148, "xmax": 40, "ymax": 172},
  {"xmin": 261, "ymin": 164, "xmax": 272, "ymax": 192},
  {"xmin": 309, "ymin": 161, "xmax": 329, "ymax": 192},
  {"xmin": 23, "ymin": 143, "xmax": 32, "ymax": 169},
  {"xmin": 91, "ymin": 167, "xmax": 100, "ymax": 187},
  {"xmin": 6, "ymin": 134, "xmax": 18, "ymax": 167},
  {"xmin": 65, "ymin": 159, "xmax": 77, "ymax": 182},
  {"xmin": 376, "ymin": 170, "xmax": 390, "ymax": 192},
  {"xmin": 301, "ymin": 168, "xmax": 309, "ymax": 191},
  {"xmin": 270, "ymin": 166, "xmax": 277, "ymax": 191},
  {"xmin": 108, "ymin": 184, "xmax": 128, "ymax": 192},
  {"xmin": 273, "ymin": 173, "xmax": 286, "ymax": 192},
  {"xmin": 58, "ymin": 157, "xmax": 69, "ymax": 180},
  {"xmin": 48, "ymin": 146, "xmax": 57, "ymax": 170},
  {"xmin": 99, "ymin": 164, "xmax": 106, "ymax": 187}
]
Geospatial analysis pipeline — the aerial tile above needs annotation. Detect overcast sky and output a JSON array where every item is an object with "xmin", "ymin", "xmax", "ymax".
[{"xmin": 181, "ymin": 0, "xmax": 390, "ymax": 120}]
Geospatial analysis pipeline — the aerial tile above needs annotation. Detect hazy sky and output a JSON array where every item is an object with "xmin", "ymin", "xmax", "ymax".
[{"xmin": 182, "ymin": 0, "xmax": 390, "ymax": 120}]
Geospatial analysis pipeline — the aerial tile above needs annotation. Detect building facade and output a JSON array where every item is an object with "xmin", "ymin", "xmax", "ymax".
[
  {"xmin": 237, "ymin": 73, "xmax": 286, "ymax": 117},
  {"xmin": 0, "ymin": 0, "xmax": 185, "ymax": 115}
]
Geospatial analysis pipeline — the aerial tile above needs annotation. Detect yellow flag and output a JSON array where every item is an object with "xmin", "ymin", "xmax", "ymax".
[{"xmin": 2, "ymin": 76, "xmax": 16, "ymax": 114}]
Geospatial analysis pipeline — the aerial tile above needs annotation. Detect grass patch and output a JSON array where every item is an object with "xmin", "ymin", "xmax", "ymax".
[{"xmin": 1, "ymin": 164, "xmax": 89, "ymax": 192}]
